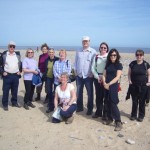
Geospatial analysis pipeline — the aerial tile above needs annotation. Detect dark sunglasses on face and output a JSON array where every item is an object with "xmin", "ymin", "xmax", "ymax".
[
  {"xmin": 9, "ymin": 45, "xmax": 15, "ymax": 48},
  {"xmin": 28, "ymin": 51, "xmax": 34, "ymax": 54},
  {"xmin": 110, "ymin": 54, "xmax": 117, "ymax": 57},
  {"xmin": 136, "ymin": 54, "xmax": 143, "ymax": 57}
]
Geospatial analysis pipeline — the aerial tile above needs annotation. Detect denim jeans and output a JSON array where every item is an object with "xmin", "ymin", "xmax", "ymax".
[
  {"xmin": 76, "ymin": 76, "xmax": 94, "ymax": 111},
  {"xmin": 2, "ymin": 74, "xmax": 19, "ymax": 107},
  {"xmin": 60, "ymin": 104, "xmax": 77, "ymax": 118},
  {"xmin": 46, "ymin": 77, "xmax": 54, "ymax": 110}
]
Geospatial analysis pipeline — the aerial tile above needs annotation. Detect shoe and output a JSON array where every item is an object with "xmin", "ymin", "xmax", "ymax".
[
  {"xmin": 145, "ymin": 103, "xmax": 149, "ymax": 107},
  {"xmin": 103, "ymin": 119, "xmax": 113, "ymax": 125},
  {"xmin": 24, "ymin": 104, "xmax": 29, "ymax": 110},
  {"xmin": 35, "ymin": 93, "xmax": 41, "ymax": 101},
  {"xmin": 114, "ymin": 122, "xmax": 123, "ymax": 131},
  {"xmin": 28, "ymin": 102, "xmax": 36, "ymax": 108},
  {"xmin": 130, "ymin": 116, "xmax": 137, "ymax": 121},
  {"xmin": 65, "ymin": 116, "xmax": 74, "ymax": 124},
  {"xmin": 43, "ymin": 95, "xmax": 48, "ymax": 104},
  {"xmin": 76, "ymin": 108, "xmax": 83, "ymax": 112},
  {"xmin": 137, "ymin": 117, "xmax": 143, "ymax": 122},
  {"xmin": 12, "ymin": 103, "xmax": 21, "ymax": 108},
  {"xmin": 92, "ymin": 114, "xmax": 102, "ymax": 118},
  {"xmin": 86, "ymin": 110, "xmax": 93, "ymax": 115},
  {"xmin": 3, "ymin": 106, "xmax": 8, "ymax": 111},
  {"xmin": 46, "ymin": 108, "xmax": 54, "ymax": 113}
]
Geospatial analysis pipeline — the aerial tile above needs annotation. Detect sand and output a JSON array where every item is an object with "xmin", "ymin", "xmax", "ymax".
[{"xmin": 0, "ymin": 50, "xmax": 150, "ymax": 150}]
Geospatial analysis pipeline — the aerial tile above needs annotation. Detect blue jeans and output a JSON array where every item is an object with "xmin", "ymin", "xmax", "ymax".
[
  {"xmin": 46, "ymin": 77, "xmax": 54, "ymax": 110},
  {"xmin": 2, "ymin": 74, "xmax": 19, "ymax": 107},
  {"xmin": 60, "ymin": 104, "xmax": 77, "ymax": 118},
  {"xmin": 76, "ymin": 76, "xmax": 94, "ymax": 111}
]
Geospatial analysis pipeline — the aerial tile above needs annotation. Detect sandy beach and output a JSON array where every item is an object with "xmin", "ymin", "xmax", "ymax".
[{"xmin": 0, "ymin": 50, "xmax": 150, "ymax": 150}]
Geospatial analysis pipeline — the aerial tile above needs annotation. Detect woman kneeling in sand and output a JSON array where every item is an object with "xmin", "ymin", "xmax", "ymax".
[{"xmin": 52, "ymin": 72, "xmax": 77, "ymax": 124}]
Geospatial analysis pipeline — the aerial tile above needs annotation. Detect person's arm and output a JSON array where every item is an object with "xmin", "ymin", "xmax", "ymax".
[
  {"xmin": 68, "ymin": 87, "xmax": 77, "ymax": 106},
  {"xmin": 103, "ymin": 70, "xmax": 122, "ymax": 90},
  {"xmin": 91, "ymin": 56, "xmax": 98, "ymax": 79},
  {"xmin": 23, "ymin": 68, "xmax": 38, "ymax": 74},
  {"xmin": 146, "ymin": 68, "xmax": 150, "ymax": 86},
  {"xmin": 54, "ymin": 92, "xmax": 59, "ymax": 109},
  {"xmin": 128, "ymin": 67, "xmax": 132, "ymax": 84}
]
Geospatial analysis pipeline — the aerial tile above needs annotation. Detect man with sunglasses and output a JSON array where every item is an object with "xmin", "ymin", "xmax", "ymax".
[{"xmin": 0, "ymin": 41, "xmax": 22, "ymax": 111}]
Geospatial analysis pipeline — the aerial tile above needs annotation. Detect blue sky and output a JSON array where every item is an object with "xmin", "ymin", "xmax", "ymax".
[{"xmin": 0, "ymin": 0, "xmax": 150, "ymax": 48}]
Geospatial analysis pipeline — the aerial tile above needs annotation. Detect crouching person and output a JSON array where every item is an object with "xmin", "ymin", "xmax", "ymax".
[{"xmin": 52, "ymin": 72, "xmax": 77, "ymax": 124}]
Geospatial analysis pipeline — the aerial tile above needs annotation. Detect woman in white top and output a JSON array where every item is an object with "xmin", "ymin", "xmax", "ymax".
[{"xmin": 53, "ymin": 72, "xmax": 77, "ymax": 124}]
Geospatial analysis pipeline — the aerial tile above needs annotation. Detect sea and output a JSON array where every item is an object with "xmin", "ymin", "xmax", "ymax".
[{"xmin": 0, "ymin": 46, "xmax": 149, "ymax": 54}]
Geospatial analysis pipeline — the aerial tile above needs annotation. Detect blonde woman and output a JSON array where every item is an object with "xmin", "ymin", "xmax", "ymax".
[
  {"xmin": 22, "ymin": 48, "xmax": 38, "ymax": 110},
  {"xmin": 53, "ymin": 72, "xmax": 77, "ymax": 124}
]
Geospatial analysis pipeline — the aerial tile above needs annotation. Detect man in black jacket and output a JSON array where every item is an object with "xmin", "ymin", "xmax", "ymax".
[{"xmin": 0, "ymin": 41, "xmax": 22, "ymax": 111}]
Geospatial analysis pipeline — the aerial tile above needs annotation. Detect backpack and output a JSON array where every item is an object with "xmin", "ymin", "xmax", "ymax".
[{"xmin": 66, "ymin": 60, "xmax": 76, "ymax": 82}]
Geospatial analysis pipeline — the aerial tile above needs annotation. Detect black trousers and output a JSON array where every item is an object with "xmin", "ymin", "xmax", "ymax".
[
  {"xmin": 130, "ymin": 84, "xmax": 148, "ymax": 119},
  {"xmin": 24, "ymin": 80, "xmax": 35, "ymax": 104},
  {"xmin": 105, "ymin": 90, "xmax": 121, "ymax": 122},
  {"xmin": 94, "ymin": 79, "xmax": 107, "ymax": 117}
]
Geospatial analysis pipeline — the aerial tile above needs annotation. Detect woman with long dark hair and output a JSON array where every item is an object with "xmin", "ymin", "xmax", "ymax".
[{"xmin": 102, "ymin": 49, "xmax": 123, "ymax": 131}]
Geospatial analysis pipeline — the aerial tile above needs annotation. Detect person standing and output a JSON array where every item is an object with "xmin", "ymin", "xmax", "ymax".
[
  {"xmin": 102, "ymin": 49, "xmax": 123, "ymax": 131},
  {"xmin": 22, "ymin": 49, "xmax": 38, "ymax": 110},
  {"xmin": 1, "ymin": 41, "xmax": 22, "ymax": 111},
  {"xmin": 128, "ymin": 49, "xmax": 150, "ymax": 122},
  {"xmin": 74, "ymin": 36, "xmax": 96, "ymax": 115},
  {"xmin": 53, "ymin": 49, "xmax": 72, "ymax": 88},
  {"xmin": 44, "ymin": 48, "xmax": 59, "ymax": 113},
  {"xmin": 91, "ymin": 42, "xmax": 109, "ymax": 119},
  {"xmin": 35, "ymin": 43, "xmax": 49, "ymax": 103}
]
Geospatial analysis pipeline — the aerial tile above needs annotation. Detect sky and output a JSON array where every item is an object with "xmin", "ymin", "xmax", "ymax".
[{"xmin": 0, "ymin": 0, "xmax": 150, "ymax": 48}]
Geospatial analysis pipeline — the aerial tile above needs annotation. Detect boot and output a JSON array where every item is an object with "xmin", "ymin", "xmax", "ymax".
[
  {"xmin": 43, "ymin": 94, "xmax": 48, "ymax": 104},
  {"xmin": 114, "ymin": 122, "xmax": 123, "ymax": 131},
  {"xmin": 35, "ymin": 93, "xmax": 41, "ymax": 101}
]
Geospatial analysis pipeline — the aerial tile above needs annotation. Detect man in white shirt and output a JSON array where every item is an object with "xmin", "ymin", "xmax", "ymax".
[
  {"xmin": 1, "ymin": 41, "xmax": 22, "ymax": 111},
  {"xmin": 74, "ymin": 36, "xmax": 97, "ymax": 115}
]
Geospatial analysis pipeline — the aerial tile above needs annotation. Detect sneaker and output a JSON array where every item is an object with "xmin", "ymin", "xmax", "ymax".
[
  {"xmin": 65, "ymin": 116, "xmax": 74, "ymax": 124},
  {"xmin": 46, "ymin": 108, "xmax": 54, "ymax": 113},
  {"xmin": 114, "ymin": 122, "xmax": 123, "ymax": 131},
  {"xmin": 24, "ymin": 104, "xmax": 29, "ymax": 110},
  {"xmin": 35, "ymin": 93, "xmax": 41, "ymax": 101},
  {"xmin": 130, "ymin": 116, "xmax": 137, "ymax": 121},
  {"xmin": 12, "ymin": 103, "xmax": 21, "ymax": 108},
  {"xmin": 92, "ymin": 114, "xmax": 102, "ymax": 118},
  {"xmin": 28, "ymin": 102, "xmax": 36, "ymax": 108},
  {"xmin": 76, "ymin": 108, "xmax": 83, "ymax": 112},
  {"xmin": 86, "ymin": 110, "xmax": 93, "ymax": 115},
  {"xmin": 103, "ymin": 119, "xmax": 113, "ymax": 125},
  {"xmin": 137, "ymin": 117, "xmax": 143, "ymax": 122},
  {"xmin": 3, "ymin": 106, "xmax": 8, "ymax": 111}
]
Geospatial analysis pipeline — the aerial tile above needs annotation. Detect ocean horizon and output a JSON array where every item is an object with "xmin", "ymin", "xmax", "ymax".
[{"xmin": 0, "ymin": 46, "xmax": 149, "ymax": 54}]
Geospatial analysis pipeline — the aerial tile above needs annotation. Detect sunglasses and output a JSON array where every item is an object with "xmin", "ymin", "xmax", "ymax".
[
  {"xmin": 28, "ymin": 52, "xmax": 34, "ymax": 54},
  {"xmin": 100, "ymin": 47, "xmax": 107, "ymax": 49},
  {"xmin": 110, "ymin": 54, "xmax": 117, "ymax": 57},
  {"xmin": 9, "ymin": 45, "xmax": 15, "ymax": 48},
  {"xmin": 136, "ymin": 54, "xmax": 143, "ymax": 57}
]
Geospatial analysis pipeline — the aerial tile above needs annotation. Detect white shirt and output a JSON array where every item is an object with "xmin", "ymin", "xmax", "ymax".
[
  {"xmin": 4, "ymin": 52, "xmax": 19, "ymax": 73},
  {"xmin": 55, "ymin": 83, "xmax": 76, "ymax": 105}
]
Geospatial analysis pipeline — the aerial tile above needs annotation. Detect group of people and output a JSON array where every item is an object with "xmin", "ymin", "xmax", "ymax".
[{"xmin": 0, "ymin": 36, "xmax": 150, "ymax": 131}]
